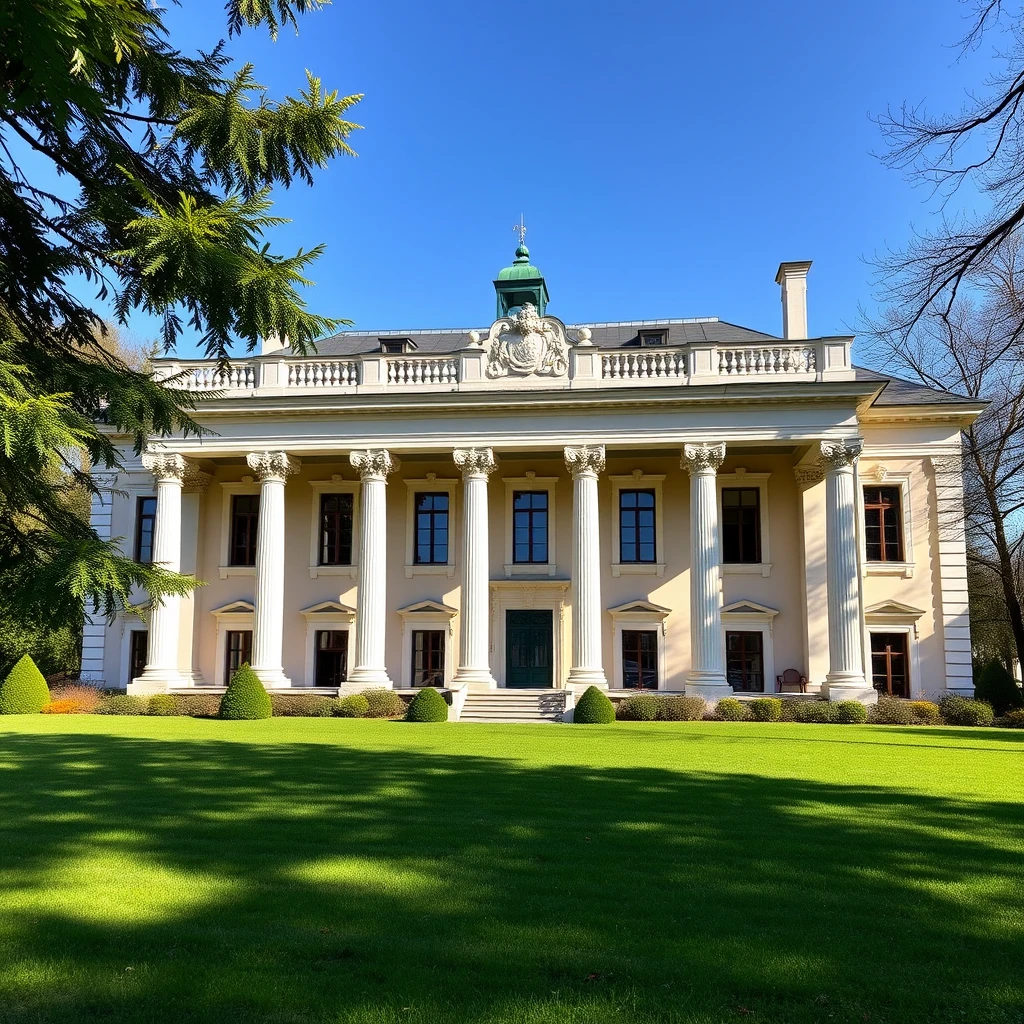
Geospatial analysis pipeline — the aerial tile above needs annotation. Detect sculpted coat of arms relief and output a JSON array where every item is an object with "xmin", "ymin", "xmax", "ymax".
[{"xmin": 480, "ymin": 303, "xmax": 571, "ymax": 379}]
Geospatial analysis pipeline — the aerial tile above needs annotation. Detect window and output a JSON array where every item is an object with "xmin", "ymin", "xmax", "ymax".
[
  {"xmin": 319, "ymin": 493, "xmax": 353, "ymax": 566},
  {"xmin": 229, "ymin": 494, "xmax": 260, "ymax": 566},
  {"xmin": 639, "ymin": 330, "xmax": 666, "ymax": 347},
  {"xmin": 411, "ymin": 630, "xmax": 445, "ymax": 687},
  {"xmin": 871, "ymin": 632, "xmax": 909, "ymax": 697},
  {"xmin": 129, "ymin": 630, "xmax": 148, "ymax": 681},
  {"xmin": 414, "ymin": 493, "xmax": 449, "ymax": 564},
  {"xmin": 135, "ymin": 496, "xmax": 157, "ymax": 563},
  {"xmin": 379, "ymin": 337, "xmax": 414, "ymax": 354},
  {"xmin": 864, "ymin": 486, "xmax": 904, "ymax": 562},
  {"xmin": 726, "ymin": 631, "xmax": 764, "ymax": 692},
  {"xmin": 619, "ymin": 489, "xmax": 656, "ymax": 563},
  {"xmin": 622, "ymin": 630, "xmax": 658, "ymax": 689},
  {"xmin": 513, "ymin": 491, "xmax": 548, "ymax": 563},
  {"xmin": 314, "ymin": 630, "xmax": 348, "ymax": 687},
  {"xmin": 224, "ymin": 629, "xmax": 252, "ymax": 682},
  {"xmin": 722, "ymin": 488, "xmax": 761, "ymax": 563}
]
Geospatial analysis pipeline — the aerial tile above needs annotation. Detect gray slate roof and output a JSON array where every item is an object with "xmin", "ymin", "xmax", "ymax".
[{"xmin": 852, "ymin": 367, "xmax": 978, "ymax": 407}]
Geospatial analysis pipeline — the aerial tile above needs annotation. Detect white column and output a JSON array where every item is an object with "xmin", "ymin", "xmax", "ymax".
[
  {"xmin": 819, "ymin": 439, "xmax": 871, "ymax": 701},
  {"xmin": 681, "ymin": 443, "xmax": 730, "ymax": 698},
  {"xmin": 131, "ymin": 451, "xmax": 187, "ymax": 692},
  {"xmin": 453, "ymin": 448, "xmax": 498, "ymax": 687},
  {"xmin": 349, "ymin": 449, "xmax": 397, "ymax": 687},
  {"xmin": 247, "ymin": 451, "xmax": 301, "ymax": 688},
  {"xmin": 564, "ymin": 445, "xmax": 608, "ymax": 689}
]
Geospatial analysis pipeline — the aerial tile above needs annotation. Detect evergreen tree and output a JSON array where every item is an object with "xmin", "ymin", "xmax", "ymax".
[{"xmin": 975, "ymin": 659, "xmax": 1024, "ymax": 716}]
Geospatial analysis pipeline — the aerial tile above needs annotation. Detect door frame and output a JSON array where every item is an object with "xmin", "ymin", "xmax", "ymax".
[
  {"xmin": 505, "ymin": 609, "xmax": 555, "ymax": 688},
  {"xmin": 490, "ymin": 580, "xmax": 569, "ymax": 688}
]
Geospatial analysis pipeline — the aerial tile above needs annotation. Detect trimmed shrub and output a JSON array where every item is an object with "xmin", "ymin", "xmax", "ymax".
[
  {"xmin": 148, "ymin": 694, "xmax": 179, "ymax": 717},
  {"xmin": 835, "ymin": 700, "xmax": 867, "ymax": 724},
  {"xmin": 869, "ymin": 695, "xmax": 917, "ymax": 726},
  {"xmin": 96, "ymin": 693, "xmax": 150, "ymax": 715},
  {"xmin": 939, "ymin": 695, "xmax": 994, "ymax": 727},
  {"xmin": 219, "ymin": 665, "xmax": 271, "ymax": 720},
  {"xmin": 46, "ymin": 684, "xmax": 101, "ymax": 714},
  {"xmin": 909, "ymin": 700, "xmax": 941, "ymax": 726},
  {"xmin": 406, "ymin": 687, "xmax": 449, "ymax": 722},
  {"xmin": 974, "ymin": 660, "xmax": 1024, "ymax": 716},
  {"xmin": 270, "ymin": 693, "xmax": 336, "ymax": 717},
  {"xmin": 657, "ymin": 695, "xmax": 706, "ymax": 721},
  {"xmin": 359, "ymin": 688, "xmax": 407, "ymax": 719},
  {"xmin": 573, "ymin": 686, "xmax": 615, "ymax": 724},
  {"xmin": 335, "ymin": 693, "xmax": 370, "ymax": 718},
  {"xmin": 617, "ymin": 693, "xmax": 661, "ymax": 721},
  {"xmin": 793, "ymin": 700, "xmax": 839, "ymax": 724},
  {"xmin": 999, "ymin": 708, "xmax": 1024, "ymax": 728},
  {"xmin": 172, "ymin": 694, "xmax": 221, "ymax": 718},
  {"xmin": 0, "ymin": 655, "xmax": 50, "ymax": 714},
  {"xmin": 715, "ymin": 697, "xmax": 750, "ymax": 722},
  {"xmin": 748, "ymin": 697, "xmax": 782, "ymax": 722}
]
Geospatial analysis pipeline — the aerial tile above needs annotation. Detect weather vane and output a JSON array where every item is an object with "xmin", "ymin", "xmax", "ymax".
[{"xmin": 513, "ymin": 214, "xmax": 527, "ymax": 245}]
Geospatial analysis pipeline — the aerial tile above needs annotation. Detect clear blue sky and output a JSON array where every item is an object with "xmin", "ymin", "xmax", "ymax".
[{"xmin": 140, "ymin": 1, "xmax": 992, "ymax": 354}]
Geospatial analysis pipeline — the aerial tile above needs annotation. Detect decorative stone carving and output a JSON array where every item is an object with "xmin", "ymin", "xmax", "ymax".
[
  {"xmin": 453, "ymin": 447, "xmax": 498, "ymax": 479},
  {"xmin": 182, "ymin": 467, "xmax": 212, "ymax": 494},
  {"xmin": 793, "ymin": 464, "xmax": 825, "ymax": 488},
  {"xmin": 349, "ymin": 449, "xmax": 397, "ymax": 480},
  {"xmin": 246, "ymin": 451, "xmax": 300, "ymax": 481},
  {"xmin": 681, "ymin": 443, "xmax": 726, "ymax": 475},
  {"xmin": 564, "ymin": 444, "xmax": 606, "ymax": 477},
  {"xmin": 483, "ymin": 303, "xmax": 570, "ymax": 378},
  {"xmin": 818, "ymin": 438, "xmax": 863, "ymax": 471},
  {"xmin": 141, "ymin": 449, "xmax": 187, "ymax": 482}
]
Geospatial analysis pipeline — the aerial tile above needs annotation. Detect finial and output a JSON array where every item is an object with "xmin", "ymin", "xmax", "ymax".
[{"xmin": 513, "ymin": 214, "xmax": 527, "ymax": 246}]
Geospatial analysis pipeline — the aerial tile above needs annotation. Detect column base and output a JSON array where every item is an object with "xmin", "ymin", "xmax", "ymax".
[
  {"xmin": 251, "ymin": 668, "xmax": 292, "ymax": 689},
  {"xmin": 452, "ymin": 666, "xmax": 497, "ymax": 689},
  {"xmin": 685, "ymin": 672, "xmax": 732, "ymax": 702},
  {"xmin": 823, "ymin": 677, "xmax": 878, "ymax": 705},
  {"xmin": 128, "ymin": 670, "xmax": 187, "ymax": 694},
  {"xmin": 347, "ymin": 666, "xmax": 393, "ymax": 689},
  {"xmin": 566, "ymin": 667, "xmax": 608, "ymax": 690}
]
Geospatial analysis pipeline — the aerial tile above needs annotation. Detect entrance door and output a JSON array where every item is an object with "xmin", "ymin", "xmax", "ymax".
[
  {"xmin": 506, "ymin": 610, "xmax": 553, "ymax": 688},
  {"xmin": 870, "ymin": 632, "xmax": 909, "ymax": 697}
]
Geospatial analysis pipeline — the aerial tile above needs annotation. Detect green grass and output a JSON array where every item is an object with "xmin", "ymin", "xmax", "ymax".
[{"xmin": 0, "ymin": 717, "xmax": 1021, "ymax": 1024}]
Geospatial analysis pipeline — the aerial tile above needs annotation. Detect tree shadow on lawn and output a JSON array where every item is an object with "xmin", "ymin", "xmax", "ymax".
[{"xmin": 0, "ymin": 729, "xmax": 1021, "ymax": 1024}]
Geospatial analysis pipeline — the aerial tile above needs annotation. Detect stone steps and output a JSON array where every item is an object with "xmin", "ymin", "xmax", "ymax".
[{"xmin": 459, "ymin": 689, "xmax": 567, "ymax": 723}]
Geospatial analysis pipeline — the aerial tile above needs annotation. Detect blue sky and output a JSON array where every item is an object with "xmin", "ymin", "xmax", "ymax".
[{"xmin": 117, "ymin": 2, "xmax": 996, "ymax": 353}]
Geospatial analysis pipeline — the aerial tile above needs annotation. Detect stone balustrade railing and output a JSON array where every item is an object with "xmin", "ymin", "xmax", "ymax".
[{"xmin": 387, "ymin": 356, "xmax": 458, "ymax": 385}]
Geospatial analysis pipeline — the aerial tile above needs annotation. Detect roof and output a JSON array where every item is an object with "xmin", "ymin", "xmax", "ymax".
[
  {"xmin": 852, "ymin": 367, "xmax": 979, "ymax": 407},
  {"xmin": 496, "ymin": 243, "xmax": 543, "ymax": 282}
]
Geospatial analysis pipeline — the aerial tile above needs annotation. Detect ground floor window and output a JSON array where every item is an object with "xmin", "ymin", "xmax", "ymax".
[
  {"xmin": 129, "ymin": 630, "xmax": 148, "ymax": 681},
  {"xmin": 225, "ymin": 629, "xmax": 252, "ymax": 683},
  {"xmin": 726, "ymin": 631, "xmax": 764, "ymax": 692},
  {"xmin": 315, "ymin": 630, "xmax": 348, "ymax": 688},
  {"xmin": 622, "ymin": 629, "xmax": 658, "ymax": 689},
  {"xmin": 411, "ymin": 629, "xmax": 445, "ymax": 687},
  {"xmin": 870, "ymin": 632, "xmax": 909, "ymax": 698}
]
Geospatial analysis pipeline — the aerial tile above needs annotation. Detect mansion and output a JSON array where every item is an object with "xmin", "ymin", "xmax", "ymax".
[{"xmin": 81, "ymin": 247, "xmax": 982, "ymax": 714}]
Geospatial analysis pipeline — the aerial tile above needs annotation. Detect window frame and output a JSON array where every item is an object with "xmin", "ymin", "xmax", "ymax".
[
  {"xmin": 621, "ymin": 628, "xmax": 660, "ymax": 690},
  {"xmin": 869, "ymin": 631, "xmax": 910, "ymax": 698},
  {"xmin": 128, "ymin": 629, "xmax": 148, "ymax": 682},
  {"xmin": 134, "ymin": 495, "xmax": 158, "ymax": 563},
  {"xmin": 404, "ymin": 476, "xmax": 457, "ymax": 577},
  {"xmin": 398, "ymin": 600, "xmax": 457, "ymax": 687},
  {"xmin": 725, "ymin": 630, "xmax": 766, "ymax": 693},
  {"xmin": 219, "ymin": 479, "xmax": 260, "ymax": 578},
  {"xmin": 721, "ymin": 601, "xmax": 778, "ymax": 692},
  {"xmin": 503, "ymin": 475, "xmax": 559, "ymax": 577},
  {"xmin": 610, "ymin": 473, "xmax": 665, "ymax": 577},
  {"xmin": 859, "ymin": 467, "xmax": 914, "ymax": 577},
  {"xmin": 224, "ymin": 628, "xmax": 253, "ymax": 683},
  {"xmin": 716, "ymin": 470, "xmax": 771, "ymax": 577},
  {"xmin": 211, "ymin": 600, "xmax": 255, "ymax": 685},
  {"xmin": 228, "ymin": 493, "xmax": 260, "ymax": 568},
  {"xmin": 308, "ymin": 478, "xmax": 360, "ymax": 579},
  {"xmin": 301, "ymin": 602, "xmax": 356, "ymax": 686},
  {"xmin": 314, "ymin": 629, "xmax": 350, "ymax": 688},
  {"xmin": 318, "ymin": 491, "xmax": 355, "ymax": 568},
  {"xmin": 608, "ymin": 600, "xmax": 670, "ymax": 690},
  {"xmin": 411, "ymin": 629, "xmax": 446, "ymax": 687}
]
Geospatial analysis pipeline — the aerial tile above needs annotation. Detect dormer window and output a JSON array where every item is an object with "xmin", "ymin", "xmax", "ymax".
[
  {"xmin": 639, "ymin": 330, "xmax": 667, "ymax": 347},
  {"xmin": 379, "ymin": 337, "xmax": 415, "ymax": 354}
]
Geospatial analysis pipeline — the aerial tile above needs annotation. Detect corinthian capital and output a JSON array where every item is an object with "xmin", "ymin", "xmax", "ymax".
[
  {"xmin": 681, "ymin": 443, "xmax": 726, "ymax": 475},
  {"xmin": 564, "ymin": 444, "xmax": 606, "ymax": 478},
  {"xmin": 453, "ymin": 447, "xmax": 497, "ymax": 479},
  {"xmin": 818, "ymin": 438, "xmax": 863, "ymax": 472},
  {"xmin": 349, "ymin": 449, "xmax": 398, "ymax": 481},
  {"xmin": 141, "ymin": 448, "xmax": 187, "ymax": 483},
  {"xmin": 246, "ymin": 451, "xmax": 301, "ymax": 481}
]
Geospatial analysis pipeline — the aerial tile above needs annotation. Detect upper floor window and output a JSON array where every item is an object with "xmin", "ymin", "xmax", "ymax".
[
  {"xmin": 379, "ymin": 337, "xmax": 415, "ymax": 354},
  {"xmin": 722, "ymin": 487, "xmax": 761, "ymax": 563},
  {"xmin": 864, "ymin": 486, "xmax": 904, "ymax": 562},
  {"xmin": 619, "ymin": 489, "xmax": 656, "ymax": 563},
  {"xmin": 513, "ymin": 491, "xmax": 548, "ymax": 564},
  {"xmin": 319, "ymin": 493, "xmax": 354, "ymax": 566},
  {"xmin": 135, "ymin": 496, "xmax": 157, "ymax": 563},
  {"xmin": 639, "ymin": 330, "xmax": 667, "ymax": 347},
  {"xmin": 229, "ymin": 494, "xmax": 260, "ymax": 566},
  {"xmin": 414, "ymin": 492, "xmax": 449, "ymax": 564}
]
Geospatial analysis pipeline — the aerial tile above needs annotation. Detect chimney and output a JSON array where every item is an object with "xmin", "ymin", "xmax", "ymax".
[
  {"xmin": 774, "ymin": 261, "xmax": 812, "ymax": 340},
  {"xmin": 261, "ymin": 332, "xmax": 286, "ymax": 356}
]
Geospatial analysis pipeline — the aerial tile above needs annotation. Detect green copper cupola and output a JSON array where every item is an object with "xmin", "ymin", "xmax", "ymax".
[{"xmin": 494, "ymin": 242, "xmax": 550, "ymax": 318}]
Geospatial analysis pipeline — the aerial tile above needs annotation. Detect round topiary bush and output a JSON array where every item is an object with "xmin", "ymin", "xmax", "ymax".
[
  {"xmin": 939, "ymin": 695, "xmax": 994, "ymax": 727},
  {"xmin": 148, "ymin": 694, "xmax": 179, "ymax": 716},
  {"xmin": 406, "ymin": 687, "xmax": 448, "ymax": 722},
  {"xmin": 835, "ymin": 700, "xmax": 867, "ymax": 724},
  {"xmin": 335, "ymin": 693, "xmax": 370, "ymax": 718},
  {"xmin": 359, "ymin": 688, "xmax": 407, "ymax": 718},
  {"xmin": 657, "ymin": 695, "xmax": 706, "ymax": 721},
  {"xmin": 219, "ymin": 664, "xmax": 271, "ymax": 720},
  {"xmin": 0, "ymin": 654, "xmax": 50, "ymax": 714},
  {"xmin": 617, "ymin": 693, "xmax": 661, "ymax": 721},
  {"xmin": 909, "ymin": 700, "xmax": 941, "ymax": 725},
  {"xmin": 96, "ymin": 693, "xmax": 150, "ymax": 715},
  {"xmin": 748, "ymin": 697, "xmax": 782, "ymax": 722},
  {"xmin": 573, "ymin": 686, "xmax": 615, "ymax": 724},
  {"xmin": 715, "ymin": 697, "xmax": 749, "ymax": 721},
  {"xmin": 868, "ymin": 695, "xmax": 916, "ymax": 725},
  {"xmin": 974, "ymin": 660, "xmax": 1024, "ymax": 716}
]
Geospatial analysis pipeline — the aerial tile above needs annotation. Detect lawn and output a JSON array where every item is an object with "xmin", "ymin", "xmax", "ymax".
[{"xmin": 0, "ymin": 718, "xmax": 1021, "ymax": 1024}]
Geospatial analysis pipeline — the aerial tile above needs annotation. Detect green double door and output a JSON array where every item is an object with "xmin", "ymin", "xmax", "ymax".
[{"xmin": 506, "ymin": 610, "xmax": 554, "ymax": 688}]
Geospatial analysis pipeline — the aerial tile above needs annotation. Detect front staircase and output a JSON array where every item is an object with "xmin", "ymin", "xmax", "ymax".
[{"xmin": 458, "ymin": 689, "xmax": 567, "ymax": 723}]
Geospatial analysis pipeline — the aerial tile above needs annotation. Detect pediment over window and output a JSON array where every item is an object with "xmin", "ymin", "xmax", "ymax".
[
  {"xmin": 300, "ymin": 600, "xmax": 356, "ymax": 619},
  {"xmin": 211, "ymin": 600, "xmax": 255, "ymax": 617},
  {"xmin": 398, "ymin": 599, "xmax": 458, "ymax": 618},
  {"xmin": 865, "ymin": 600, "xmax": 925, "ymax": 620},
  {"xmin": 722, "ymin": 600, "xmax": 779, "ymax": 618},
  {"xmin": 607, "ymin": 599, "xmax": 671, "ymax": 619}
]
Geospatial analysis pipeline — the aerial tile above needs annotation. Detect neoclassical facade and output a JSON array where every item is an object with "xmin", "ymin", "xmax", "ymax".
[{"xmin": 81, "ymin": 251, "xmax": 982, "ymax": 711}]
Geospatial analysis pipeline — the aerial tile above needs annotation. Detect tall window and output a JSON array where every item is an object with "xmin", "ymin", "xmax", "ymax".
[
  {"xmin": 411, "ymin": 629, "xmax": 445, "ymax": 687},
  {"xmin": 619, "ymin": 489, "xmax": 656, "ymax": 563},
  {"xmin": 229, "ymin": 494, "xmax": 260, "ymax": 566},
  {"xmin": 414, "ymin": 493, "xmax": 449, "ymax": 564},
  {"xmin": 864, "ymin": 486, "xmax": 904, "ymax": 562},
  {"xmin": 319, "ymin": 493, "xmax": 354, "ymax": 566},
  {"xmin": 722, "ymin": 488, "xmax": 761, "ymax": 563},
  {"xmin": 135, "ymin": 496, "xmax": 157, "ymax": 563},
  {"xmin": 513, "ymin": 491, "xmax": 548, "ymax": 564},
  {"xmin": 129, "ymin": 630, "xmax": 148, "ymax": 681},
  {"xmin": 224, "ymin": 629, "xmax": 252, "ymax": 682},
  {"xmin": 870, "ymin": 632, "xmax": 909, "ymax": 697},
  {"xmin": 622, "ymin": 629, "xmax": 658, "ymax": 689},
  {"xmin": 726, "ymin": 631, "xmax": 764, "ymax": 691},
  {"xmin": 315, "ymin": 630, "xmax": 348, "ymax": 687}
]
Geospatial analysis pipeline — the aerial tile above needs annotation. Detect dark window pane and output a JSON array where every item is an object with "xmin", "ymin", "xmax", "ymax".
[
  {"xmin": 135, "ymin": 496, "xmax": 158, "ymax": 563},
  {"xmin": 315, "ymin": 630, "xmax": 348, "ymax": 687},
  {"xmin": 414, "ymin": 492, "xmax": 449, "ymax": 564},
  {"xmin": 863, "ymin": 486, "xmax": 903, "ymax": 562},
  {"xmin": 726, "ymin": 631, "xmax": 764, "ymax": 691},
  {"xmin": 129, "ymin": 631, "xmax": 148, "ymax": 680},
  {"xmin": 225, "ymin": 629, "xmax": 253, "ymax": 682},
  {"xmin": 622, "ymin": 629, "xmax": 659, "ymax": 689},
  {"xmin": 230, "ymin": 494, "xmax": 260, "ymax": 566},
  {"xmin": 722, "ymin": 488, "xmax": 761, "ymax": 564},
  {"xmin": 319, "ymin": 492, "xmax": 353, "ymax": 565},
  {"xmin": 411, "ymin": 630, "xmax": 445, "ymax": 686},
  {"xmin": 618, "ymin": 489, "xmax": 656, "ymax": 563},
  {"xmin": 512, "ymin": 491, "xmax": 549, "ymax": 563},
  {"xmin": 870, "ymin": 632, "xmax": 909, "ymax": 697}
]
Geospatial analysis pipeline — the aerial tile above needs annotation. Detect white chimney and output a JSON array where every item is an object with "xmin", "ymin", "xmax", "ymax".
[
  {"xmin": 261, "ymin": 332, "xmax": 286, "ymax": 356},
  {"xmin": 774, "ymin": 261, "xmax": 812, "ymax": 340}
]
